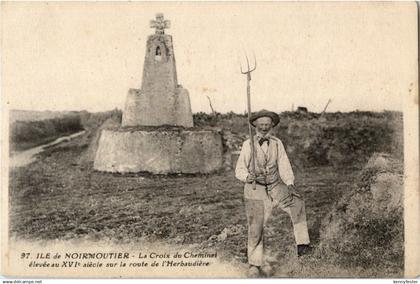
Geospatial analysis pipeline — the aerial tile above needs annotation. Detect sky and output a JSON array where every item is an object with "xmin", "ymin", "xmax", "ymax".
[{"xmin": 1, "ymin": 2, "xmax": 417, "ymax": 114}]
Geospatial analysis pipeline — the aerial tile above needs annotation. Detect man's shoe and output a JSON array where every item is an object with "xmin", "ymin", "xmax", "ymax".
[
  {"xmin": 297, "ymin": 244, "xmax": 312, "ymax": 257},
  {"xmin": 247, "ymin": 265, "xmax": 261, "ymax": 278}
]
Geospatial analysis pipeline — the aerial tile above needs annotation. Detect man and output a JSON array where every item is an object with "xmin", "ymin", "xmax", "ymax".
[{"xmin": 235, "ymin": 109, "xmax": 311, "ymax": 277}]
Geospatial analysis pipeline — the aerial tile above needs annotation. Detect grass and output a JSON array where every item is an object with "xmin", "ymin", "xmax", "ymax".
[
  {"xmin": 8, "ymin": 110, "xmax": 404, "ymax": 277},
  {"xmin": 9, "ymin": 131, "xmax": 403, "ymax": 277}
]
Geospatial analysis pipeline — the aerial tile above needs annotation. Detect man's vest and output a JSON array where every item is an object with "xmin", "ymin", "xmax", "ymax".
[{"xmin": 248, "ymin": 136, "xmax": 281, "ymax": 185}]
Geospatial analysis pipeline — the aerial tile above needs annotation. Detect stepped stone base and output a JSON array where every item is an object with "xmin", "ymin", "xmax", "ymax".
[
  {"xmin": 122, "ymin": 87, "xmax": 193, "ymax": 128},
  {"xmin": 94, "ymin": 128, "xmax": 223, "ymax": 174}
]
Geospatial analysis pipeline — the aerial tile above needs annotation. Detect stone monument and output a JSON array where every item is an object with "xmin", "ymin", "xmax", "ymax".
[
  {"xmin": 94, "ymin": 14, "xmax": 223, "ymax": 174},
  {"xmin": 122, "ymin": 13, "xmax": 193, "ymax": 127}
]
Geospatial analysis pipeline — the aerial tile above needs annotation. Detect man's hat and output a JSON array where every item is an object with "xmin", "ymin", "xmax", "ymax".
[{"xmin": 249, "ymin": 109, "xmax": 280, "ymax": 127}]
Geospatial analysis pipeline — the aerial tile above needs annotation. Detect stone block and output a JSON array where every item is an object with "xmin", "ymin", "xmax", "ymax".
[
  {"xmin": 174, "ymin": 87, "xmax": 193, "ymax": 127},
  {"xmin": 94, "ymin": 128, "xmax": 223, "ymax": 174},
  {"xmin": 122, "ymin": 87, "xmax": 193, "ymax": 128}
]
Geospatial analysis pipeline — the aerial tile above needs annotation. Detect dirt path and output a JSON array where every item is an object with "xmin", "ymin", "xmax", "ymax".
[
  {"xmin": 9, "ymin": 130, "xmax": 86, "ymax": 168},
  {"xmin": 8, "ymin": 133, "xmax": 362, "ymax": 277}
]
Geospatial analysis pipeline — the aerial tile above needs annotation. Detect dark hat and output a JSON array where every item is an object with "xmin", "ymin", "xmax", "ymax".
[{"xmin": 249, "ymin": 109, "xmax": 280, "ymax": 127}]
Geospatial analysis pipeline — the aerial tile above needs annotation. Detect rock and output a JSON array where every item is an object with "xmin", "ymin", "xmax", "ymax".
[
  {"xmin": 217, "ymin": 228, "xmax": 228, "ymax": 241},
  {"xmin": 215, "ymin": 225, "xmax": 245, "ymax": 242},
  {"xmin": 179, "ymin": 204, "xmax": 219, "ymax": 216},
  {"xmin": 178, "ymin": 206, "xmax": 192, "ymax": 216},
  {"xmin": 226, "ymin": 224, "xmax": 246, "ymax": 236},
  {"xmin": 208, "ymin": 235, "xmax": 218, "ymax": 242},
  {"xmin": 370, "ymin": 172, "xmax": 403, "ymax": 213},
  {"xmin": 366, "ymin": 153, "xmax": 392, "ymax": 172},
  {"xmin": 174, "ymin": 235, "xmax": 185, "ymax": 244}
]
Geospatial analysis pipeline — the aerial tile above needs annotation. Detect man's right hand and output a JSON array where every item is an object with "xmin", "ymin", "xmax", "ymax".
[
  {"xmin": 246, "ymin": 173, "xmax": 256, "ymax": 183},
  {"xmin": 288, "ymin": 184, "xmax": 302, "ymax": 198}
]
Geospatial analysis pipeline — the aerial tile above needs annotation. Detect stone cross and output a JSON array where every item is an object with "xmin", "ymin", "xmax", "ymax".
[{"xmin": 150, "ymin": 13, "xmax": 170, "ymax": 35}]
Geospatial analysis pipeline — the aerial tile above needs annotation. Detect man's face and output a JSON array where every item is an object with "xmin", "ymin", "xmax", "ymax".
[{"xmin": 255, "ymin": 117, "xmax": 273, "ymax": 136}]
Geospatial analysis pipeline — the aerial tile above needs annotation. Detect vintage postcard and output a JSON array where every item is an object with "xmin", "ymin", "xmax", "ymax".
[{"xmin": 1, "ymin": 1, "xmax": 419, "ymax": 279}]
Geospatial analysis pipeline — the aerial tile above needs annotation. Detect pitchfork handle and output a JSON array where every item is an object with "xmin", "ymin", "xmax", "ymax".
[{"xmin": 246, "ymin": 75, "xmax": 256, "ymax": 190}]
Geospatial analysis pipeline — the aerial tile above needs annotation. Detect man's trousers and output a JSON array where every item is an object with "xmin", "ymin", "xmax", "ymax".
[{"xmin": 244, "ymin": 182, "xmax": 310, "ymax": 266}]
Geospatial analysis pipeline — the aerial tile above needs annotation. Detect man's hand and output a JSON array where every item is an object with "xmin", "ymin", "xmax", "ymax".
[
  {"xmin": 288, "ymin": 184, "xmax": 302, "ymax": 198},
  {"xmin": 246, "ymin": 173, "xmax": 256, "ymax": 183},
  {"xmin": 246, "ymin": 173, "xmax": 267, "ymax": 184},
  {"xmin": 255, "ymin": 174, "xmax": 266, "ymax": 184}
]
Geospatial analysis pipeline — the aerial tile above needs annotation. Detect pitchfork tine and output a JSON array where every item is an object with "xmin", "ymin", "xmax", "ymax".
[
  {"xmin": 240, "ymin": 52, "xmax": 247, "ymax": 74},
  {"xmin": 240, "ymin": 51, "xmax": 256, "ymax": 74}
]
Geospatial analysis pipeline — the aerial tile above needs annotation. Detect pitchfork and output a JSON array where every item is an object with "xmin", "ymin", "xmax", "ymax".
[{"xmin": 240, "ymin": 53, "xmax": 257, "ymax": 190}]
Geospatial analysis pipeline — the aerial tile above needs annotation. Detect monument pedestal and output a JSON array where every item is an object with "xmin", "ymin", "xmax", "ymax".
[
  {"xmin": 94, "ymin": 128, "xmax": 223, "ymax": 174},
  {"xmin": 94, "ymin": 14, "xmax": 223, "ymax": 174}
]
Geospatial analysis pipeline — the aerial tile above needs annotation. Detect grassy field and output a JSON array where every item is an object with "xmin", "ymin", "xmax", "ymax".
[{"xmin": 8, "ymin": 111, "xmax": 404, "ymax": 277}]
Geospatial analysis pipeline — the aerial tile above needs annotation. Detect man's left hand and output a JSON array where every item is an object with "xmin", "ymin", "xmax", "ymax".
[
  {"xmin": 288, "ymin": 184, "xmax": 302, "ymax": 198},
  {"xmin": 255, "ymin": 174, "xmax": 266, "ymax": 184}
]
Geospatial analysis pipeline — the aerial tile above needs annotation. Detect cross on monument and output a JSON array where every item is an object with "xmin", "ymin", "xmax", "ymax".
[{"xmin": 150, "ymin": 13, "xmax": 170, "ymax": 35}]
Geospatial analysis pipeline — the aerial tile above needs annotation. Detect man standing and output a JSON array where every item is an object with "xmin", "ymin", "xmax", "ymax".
[{"xmin": 235, "ymin": 109, "xmax": 311, "ymax": 277}]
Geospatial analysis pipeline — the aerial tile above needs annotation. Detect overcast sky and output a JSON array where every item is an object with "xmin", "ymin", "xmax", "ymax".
[{"xmin": 2, "ymin": 2, "xmax": 417, "ymax": 113}]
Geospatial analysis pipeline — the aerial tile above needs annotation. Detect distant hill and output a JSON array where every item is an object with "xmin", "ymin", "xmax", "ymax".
[
  {"xmin": 9, "ymin": 110, "xmax": 81, "ymax": 123},
  {"xmin": 9, "ymin": 109, "xmax": 122, "ymax": 152}
]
